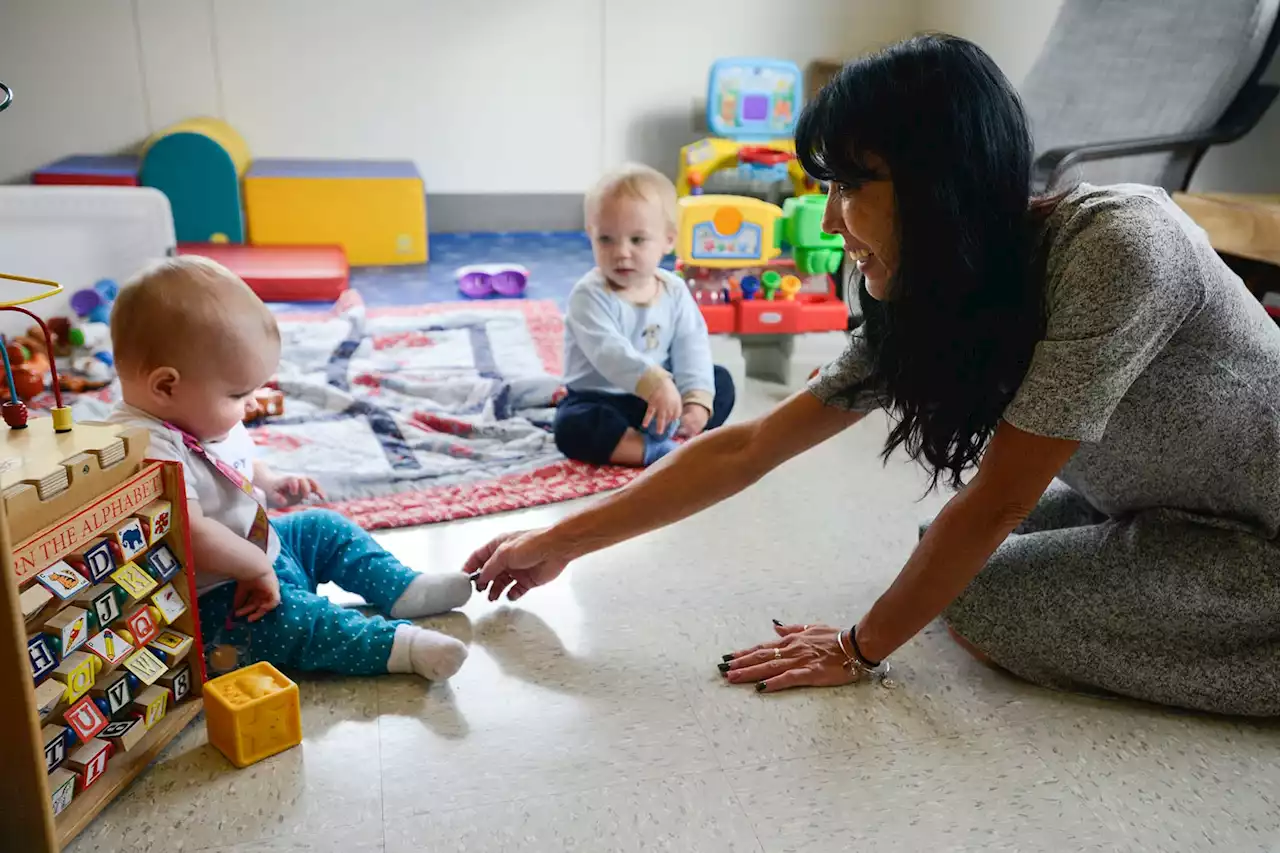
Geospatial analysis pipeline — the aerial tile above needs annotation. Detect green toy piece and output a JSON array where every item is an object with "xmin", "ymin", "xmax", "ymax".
[
  {"xmin": 761, "ymin": 270, "xmax": 782, "ymax": 300},
  {"xmin": 780, "ymin": 194, "xmax": 845, "ymax": 275}
]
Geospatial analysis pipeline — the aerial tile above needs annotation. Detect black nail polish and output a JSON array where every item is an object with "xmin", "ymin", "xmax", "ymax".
[
  {"xmin": 772, "ymin": 619, "xmax": 783, "ymax": 627},
  {"xmin": 717, "ymin": 662, "xmax": 730, "ymax": 673},
  {"xmin": 721, "ymin": 654, "xmax": 734, "ymax": 662},
  {"xmin": 755, "ymin": 682, "xmax": 767, "ymax": 692}
]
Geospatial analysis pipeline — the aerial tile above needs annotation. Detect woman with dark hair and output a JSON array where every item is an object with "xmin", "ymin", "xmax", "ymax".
[{"xmin": 464, "ymin": 34, "xmax": 1280, "ymax": 716}]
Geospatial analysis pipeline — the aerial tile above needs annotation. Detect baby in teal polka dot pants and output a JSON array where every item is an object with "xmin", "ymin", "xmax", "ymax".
[{"xmin": 108, "ymin": 258, "xmax": 471, "ymax": 680}]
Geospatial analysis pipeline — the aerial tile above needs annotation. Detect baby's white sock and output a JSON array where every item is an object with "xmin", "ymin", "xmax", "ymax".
[
  {"xmin": 387, "ymin": 624, "xmax": 468, "ymax": 681},
  {"xmin": 389, "ymin": 572, "xmax": 473, "ymax": 619}
]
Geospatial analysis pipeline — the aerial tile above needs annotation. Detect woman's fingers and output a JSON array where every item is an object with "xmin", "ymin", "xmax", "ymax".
[
  {"xmin": 641, "ymin": 403, "xmax": 656, "ymax": 430},
  {"xmin": 487, "ymin": 571, "xmax": 518, "ymax": 602},
  {"xmin": 757, "ymin": 666, "xmax": 814, "ymax": 693},
  {"xmin": 773, "ymin": 622, "xmax": 808, "ymax": 637},
  {"xmin": 725, "ymin": 656, "xmax": 796, "ymax": 684},
  {"xmin": 725, "ymin": 639, "xmax": 784, "ymax": 662},
  {"xmin": 727, "ymin": 645, "xmax": 790, "ymax": 670}
]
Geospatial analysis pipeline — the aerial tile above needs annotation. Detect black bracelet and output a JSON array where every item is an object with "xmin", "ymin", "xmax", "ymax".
[{"xmin": 849, "ymin": 624, "xmax": 882, "ymax": 668}]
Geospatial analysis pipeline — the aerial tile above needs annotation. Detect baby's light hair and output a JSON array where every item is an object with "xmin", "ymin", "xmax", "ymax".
[
  {"xmin": 584, "ymin": 162, "xmax": 679, "ymax": 232},
  {"xmin": 111, "ymin": 255, "xmax": 279, "ymax": 377}
]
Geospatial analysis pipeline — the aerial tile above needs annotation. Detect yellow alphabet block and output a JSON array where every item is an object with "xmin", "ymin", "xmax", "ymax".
[
  {"xmin": 130, "ymin": 685, "xmax": 169, "ymax": 731},
  {"xmin": 53, "ymin": 651, "xmax": 102, "ymax": 703},
  {"xmin": 111, "ymin": 561, "xmax": 158, "ymax": 600},
  {"xmin": 122, "ymin": 647, "xmax": 166, "ymax": 686},
  {"xmin": 135, "ymin": 500, "xmax": 173, "ymax": 544}
]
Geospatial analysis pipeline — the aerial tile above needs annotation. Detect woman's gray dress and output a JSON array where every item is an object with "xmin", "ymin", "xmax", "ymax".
[{"xmin": 810, "ymin": 184, "xmax": 1280, "ymax": 715}]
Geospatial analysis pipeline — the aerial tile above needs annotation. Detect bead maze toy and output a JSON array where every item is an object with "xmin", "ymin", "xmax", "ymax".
[
  {"xmin": 676, "ymin": 58, "xmax": 818, "ymax": 200},
  {"xmin": 0, "ymin": 272, "xmax": 207, "ymax": 851}
]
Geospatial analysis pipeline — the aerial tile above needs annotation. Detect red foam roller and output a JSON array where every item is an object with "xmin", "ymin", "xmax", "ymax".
[{"xmin": 178, "ymin": 243, "xmax": 349, "ymax": 302}]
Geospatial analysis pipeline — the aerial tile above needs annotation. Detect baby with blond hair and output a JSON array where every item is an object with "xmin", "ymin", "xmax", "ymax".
[
  {"xmin": 556, "ymin": 163, "xmax": 735, "ymax": 466},
  {"xmin": 108, "ymin": 256, "xmax": 470, "ymax": 680}
]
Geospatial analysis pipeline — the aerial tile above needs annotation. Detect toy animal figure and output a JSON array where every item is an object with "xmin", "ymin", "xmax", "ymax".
[
  {"xmin": 120, "ymin": 528, "xmax": 145, "ymax": 552},
  {"xmin": 4, "ymin": 337, "xmax": 49, "ymax": 399},
  {"xmin": 242, "ymin": 388, "xmax": 284, "ymax": 423}
]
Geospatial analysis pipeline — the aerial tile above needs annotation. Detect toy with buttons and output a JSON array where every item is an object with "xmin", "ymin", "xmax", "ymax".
[{"xmin": 675, "ymin": 194, "xmax": 849, "ymax": 336}]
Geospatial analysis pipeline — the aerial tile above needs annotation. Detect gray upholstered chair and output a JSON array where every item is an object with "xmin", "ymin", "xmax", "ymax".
[
  {"xmin": 841, "ymin": 0, "xmax": 1280, "ymax": 327},
  {"xmin": 1025, "ymin": 0, "xmax": 1280, "ymax": 191}
]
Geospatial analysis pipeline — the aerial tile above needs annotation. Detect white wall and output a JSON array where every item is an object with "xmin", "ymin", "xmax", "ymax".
[
  {"xmin": 917, "ymin": 0, "xmax": 1280, "ymax": 193},
  {"xmin": 0, "ymin": 0, "xmax": 909, "ymax": 194},
  {"xmin": 917, "ymin": 0, "xmax": 1061, "ymax": 86},
  {"xmin": 3, "ymin": 1, "xmax": 1273, "ymax": 194}
]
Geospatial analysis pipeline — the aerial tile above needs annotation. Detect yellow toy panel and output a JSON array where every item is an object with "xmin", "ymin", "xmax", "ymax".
[
  {"xmin": 244, "ymin": 159, "xmax": 427, "ymax": 265},
  {"xmin": 677, "ymin": 195, "xmax": 784, "ymax": 269},
  {"xmin": 203, "ymin": 661, "xmax": 302, "ymax": 768},
  {"xmin": 677, "ymin": 137, "xmax": 812, "ymax": 198}
]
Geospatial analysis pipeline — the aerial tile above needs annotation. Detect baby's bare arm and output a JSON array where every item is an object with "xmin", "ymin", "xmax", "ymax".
[
  {"xmin": 252, "ymin": 459, "xmax": 276, "ymax": 486},
  {"xmin": 186, "ymin": 501, "xmax": 273, "ymax": 582}
]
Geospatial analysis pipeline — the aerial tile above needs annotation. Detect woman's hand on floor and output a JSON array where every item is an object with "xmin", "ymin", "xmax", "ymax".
[
  {"xmin": 463, "ymin": 528, "xmax": 570, "ymax": 602},
  {"xmin": 721, "ymin": 623, "xmax": 863, "ymax": 693}
]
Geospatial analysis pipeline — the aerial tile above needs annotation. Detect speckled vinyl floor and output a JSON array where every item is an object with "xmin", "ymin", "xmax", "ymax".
[{"xmin": 66, "ymin": 336, "xmax": 1280, "ymax": 853}]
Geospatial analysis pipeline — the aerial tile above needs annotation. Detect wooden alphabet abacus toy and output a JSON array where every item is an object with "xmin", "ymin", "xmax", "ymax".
[{"xmin": 1, "ymin": 274, "xmax": 207, "ymax": 850}]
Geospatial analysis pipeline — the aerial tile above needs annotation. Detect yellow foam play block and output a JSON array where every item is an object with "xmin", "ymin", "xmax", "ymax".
[{"xmin": 244, "ymin": 158, "xmax": 427, "ymax": 265}]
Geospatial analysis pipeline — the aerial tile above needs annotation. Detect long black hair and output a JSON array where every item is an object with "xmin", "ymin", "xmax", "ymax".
[{"xmin": 797, "ymin": 33, "xmax": 1057, "ymax": 490}]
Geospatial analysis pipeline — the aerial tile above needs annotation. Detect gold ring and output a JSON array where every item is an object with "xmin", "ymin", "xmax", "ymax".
[
  {"xmin": 773, "ymin": 649, "xmax": 782, "ymax": 659},
  {"xmin": 803, "ymin": 624, "xmax": 810, "ymax": 631}
]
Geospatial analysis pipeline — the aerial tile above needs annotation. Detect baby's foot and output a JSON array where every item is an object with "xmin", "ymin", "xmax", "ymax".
[
  {"xmin": 387, "ymin": 625, "xmax": 468, "ymax": 681},
  {"xmin": 390, "ymin": 572, "xmax": 473, "ymax": 619}
]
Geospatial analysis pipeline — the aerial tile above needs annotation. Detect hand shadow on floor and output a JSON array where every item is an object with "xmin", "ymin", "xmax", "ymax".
[{"xmin": 471, "ymin": 607, "xmax": 645, "ymax": 699}]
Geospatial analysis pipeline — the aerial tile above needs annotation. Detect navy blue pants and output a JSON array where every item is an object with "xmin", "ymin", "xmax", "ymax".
[{"xmin": 554, "ymin": 366, "xmax": 736, "ymax": 464}]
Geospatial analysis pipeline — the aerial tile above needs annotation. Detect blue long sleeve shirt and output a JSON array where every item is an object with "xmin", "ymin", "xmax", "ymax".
[{"xmin": 562, "ymin": 268, "xmax": 716, "ymax": 410}]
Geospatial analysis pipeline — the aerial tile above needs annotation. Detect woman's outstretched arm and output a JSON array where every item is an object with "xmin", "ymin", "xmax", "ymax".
[{"xmin": 465, "ymin": 388, "xmax": 864, "ymax": 600}]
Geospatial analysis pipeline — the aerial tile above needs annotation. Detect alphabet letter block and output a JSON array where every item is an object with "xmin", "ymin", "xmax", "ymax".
[
  {"xmin": 54, "ymin": 651, "xmax": 102, "ymax": 703},
  {"xmin": 66, "ymin": 537, "xmax": 117, "ymax": 584},
  {"xmin": 100, "ymin": 718, "xmax": 148, "ymax": 753},
  {"xmin": 111, "ymin": 560, "xmax": 158, "ymax": 600},
  {"xmin": 43, "ymin": 606, "xmax": 91, "ymax": 657},
  {"xmin": 49, "ymin": 767, "xmax": 77, "ymax": 815},
  {"xmin": 43, "ymin": 723, "xmax": 69, "ymax": 773},
  {"xmin": 91, "ymin": 671, "xmax": 134, "ymax": 717},
  {"xmin": 36, "ymin": 560, "xmax": 90, "ymax": 600},
  {"xmin": 122, "ymin": 646, "xmax": 166, "ymax": 686},
  {"xmin": 65, "ymin": 737, "xmax": 113, "ymax": 792},
  {"xmin": 110, "ymin": 517, "xmax": 148, "ymax": 562},
  {"xmin": 28, "ymin": 634, "xmax": 58, "ymax": 683},
  {"xmin": 158, "ymin": 661, "xmax": 193, "ymax": 705},
  {"xmin": 136, "ymin": 500, "xmax": 173, "ymax": 544},
  {"xmin": 130, "ymin": 685, "xmax": 169, "ymax": 730},
  {"xmin": 143, "ymin": 542, "xmax": 183, "ymax": 584},
  {"xmin": 65, "ymin": 694, "xmax": 110, "ymax": 742},
  {"xmin": 150, "ymin": 582, "xmax": 188, "ymax": 624}
]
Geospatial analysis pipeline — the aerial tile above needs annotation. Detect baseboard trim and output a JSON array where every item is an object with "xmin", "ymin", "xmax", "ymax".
[{"xmin": 428, "ymin": 193, "xmax": 585, "ymax": 233}]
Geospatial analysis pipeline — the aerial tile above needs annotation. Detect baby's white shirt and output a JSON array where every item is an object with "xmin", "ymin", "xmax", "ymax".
[{"xmin": 107, "ymin": 402, "xmax": 282, "ymax": 593}]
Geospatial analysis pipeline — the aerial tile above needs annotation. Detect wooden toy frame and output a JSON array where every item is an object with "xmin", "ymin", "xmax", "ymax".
[{"xmin": 0, "ymin": 418, "xmax": 206, "ymax": 851}]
